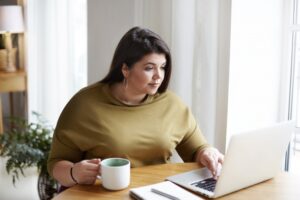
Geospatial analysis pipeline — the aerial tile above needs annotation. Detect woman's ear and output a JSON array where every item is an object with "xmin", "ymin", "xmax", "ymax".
[{"xmin": 121, "ymin": 63, "xmax": 129, "ymax": 78}]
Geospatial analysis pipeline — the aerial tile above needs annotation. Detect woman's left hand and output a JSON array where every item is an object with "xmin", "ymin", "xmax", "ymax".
[{"xmin": 195, "ymin": 147, "xmax": 224, "ymax": 179}]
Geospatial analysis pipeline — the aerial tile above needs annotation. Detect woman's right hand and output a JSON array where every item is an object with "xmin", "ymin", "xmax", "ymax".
[{"xmin": 71, "ymin": 158, "xmax": 101, "ymax": 185}]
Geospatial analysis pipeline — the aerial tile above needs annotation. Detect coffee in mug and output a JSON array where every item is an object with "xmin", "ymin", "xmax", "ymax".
[{"xmin": 98, "ymin": 158, "xmax": 130, "ymax": 190}]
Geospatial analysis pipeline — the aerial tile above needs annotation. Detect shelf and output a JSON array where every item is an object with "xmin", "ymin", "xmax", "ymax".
[
  {"xmin": 0, "ymin": 69, "xmax": 27, "ymax": 134},
  {"xmin": 0, "ymin": 70, "xmax": 27, "ymax": 92}
]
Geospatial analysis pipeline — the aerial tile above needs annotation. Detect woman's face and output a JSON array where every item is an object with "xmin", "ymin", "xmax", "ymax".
[{"xmin": 123, "ymin": 53, "xmax": 166, "ymax": 96}]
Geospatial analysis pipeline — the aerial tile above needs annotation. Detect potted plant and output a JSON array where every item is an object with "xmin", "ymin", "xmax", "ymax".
[{"xmin": 0, "ymin": 112, "xmax": 58, "ymax": 200}]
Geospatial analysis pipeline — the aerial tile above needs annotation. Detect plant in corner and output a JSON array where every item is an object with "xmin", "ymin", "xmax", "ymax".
[{"xmin": 0, "ymin": 112, "xmax": 58, "ymax": 200}]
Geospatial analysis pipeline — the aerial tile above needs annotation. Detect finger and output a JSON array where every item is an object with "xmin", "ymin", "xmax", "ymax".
[
  {"xmin": 212, "ymin": 156, "xmax": 220, "ymax": 175},
  {"xmin": 83, "ymin": 169, "xmax": 99, "ymax": 177},
  {"xmin": 85, "ymin": 163, "xmax": 100, "ymax": 171},
  {"xmin": 216, "ymin": 162, "xmax": 222, "ymax": 175},
  {"xmin": 218, "ymin": 154, "xmax": 224, "ymax": 164},
  {"xmin": 209, "ymin": 152, "xmax": 218, "ymax": 166},
  {"xmin": 205, "ymin": 157, "xmax": 217, "ymax": 175},
  {"xmin": 212, "ymin": 163, "xmax": 222, "ymax": 180},
  {"xmin": 83, "ymin": 159, "xmax": 101, "ymax": 170},
  {"xmin": 80, "ymin": 177, "xmax": 97, "ymax": 185},
  {"xmin": 210, "ymin": 150, "xmax": 223, "ymax": 166},
  {"xmin": 74, "ymin": 169, "xmax": 99, "ymax": 184},
  {"xmin": 87, "ymin": 158, "xmax": 101, "ymax": 164}
]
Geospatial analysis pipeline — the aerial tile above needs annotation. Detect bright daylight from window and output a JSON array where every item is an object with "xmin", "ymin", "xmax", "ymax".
[{"xmin": 289, "ymin": 0, "xmax": 300, "ymax": 174}]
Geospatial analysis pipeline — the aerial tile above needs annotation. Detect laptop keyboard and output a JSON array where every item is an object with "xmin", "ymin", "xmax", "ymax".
[{"xmin": 191, "ymin": 178, "xmax": 217, "ymax": 192}]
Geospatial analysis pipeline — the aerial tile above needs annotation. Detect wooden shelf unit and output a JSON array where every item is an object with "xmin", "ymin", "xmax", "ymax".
[{"xmin": 0, "ymin": 70, "xmax": 27, "ymax": 133}]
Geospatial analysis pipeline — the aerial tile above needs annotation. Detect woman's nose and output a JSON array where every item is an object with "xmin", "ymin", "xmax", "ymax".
[{"xmin": 153, "ymin": 68, "xmax": 163, "ymax": 80}]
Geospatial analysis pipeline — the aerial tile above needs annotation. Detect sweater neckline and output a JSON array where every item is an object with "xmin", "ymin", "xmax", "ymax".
[{"xmin": 102, "ymin": 83, "xmax": 157, "ymax": 107}]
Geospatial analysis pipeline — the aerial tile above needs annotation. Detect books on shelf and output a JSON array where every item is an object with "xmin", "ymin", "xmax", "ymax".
[{"xmin": 129, "ymin": 181, "xmax": 204, "ymax": 200}]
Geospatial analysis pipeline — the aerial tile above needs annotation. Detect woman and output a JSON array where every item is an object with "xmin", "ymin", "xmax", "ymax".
[{"xmin": 47, "ymin": 27, "xmax": 223, "ymax": 187}]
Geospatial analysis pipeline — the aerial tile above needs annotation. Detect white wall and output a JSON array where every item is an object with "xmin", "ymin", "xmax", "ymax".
[
  {"xmin": 227, "ymin": 0, "xmax": 285, "ymax": 140},
  {"xmin": 87, "ymin": 0, "xmax": 136, "ymax": 84}
]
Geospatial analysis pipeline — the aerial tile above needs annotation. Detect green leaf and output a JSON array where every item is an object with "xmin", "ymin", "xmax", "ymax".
[{"xmin": 0, "ymin": 112, "xmax": 53, "ymax": 186}]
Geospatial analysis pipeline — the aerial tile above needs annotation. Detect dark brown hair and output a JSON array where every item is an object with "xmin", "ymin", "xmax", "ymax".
[{"xmin": 100, "ymin": 27, "xmax": 172, "ymax": 93}]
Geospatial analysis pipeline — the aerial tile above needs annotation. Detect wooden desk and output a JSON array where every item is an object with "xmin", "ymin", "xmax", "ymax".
[
  {"xmin": 0, "ymin": 70, "xmax": 27, "ymax": 133},
  {"xmin": 52, "ymin": 163, "xmax": 300, "ymax": 200}
]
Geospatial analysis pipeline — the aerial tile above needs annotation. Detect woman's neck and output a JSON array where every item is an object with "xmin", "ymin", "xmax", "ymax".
[{"xmin": 110, "ymin": 83, "xmax": 146, "ymax": 105}]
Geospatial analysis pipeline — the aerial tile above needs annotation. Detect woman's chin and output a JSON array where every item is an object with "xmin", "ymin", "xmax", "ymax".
[{"xmin": 148, "ymin": 90, "xmax": 159, "ymax": 95}]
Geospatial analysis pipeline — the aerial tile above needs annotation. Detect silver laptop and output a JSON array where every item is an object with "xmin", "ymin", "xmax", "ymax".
[{"xmin": 167, "ymin": 121, "xmax": 294, "ymax": 198}]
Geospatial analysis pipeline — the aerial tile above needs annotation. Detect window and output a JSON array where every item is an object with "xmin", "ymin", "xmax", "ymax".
[
  {"xmin": 288, "ymin": 0, "xmax": 300, "ymax": 172},
  {"xmin": 26, "ymin": 0, "xmax": 87, "ymax": 126}
]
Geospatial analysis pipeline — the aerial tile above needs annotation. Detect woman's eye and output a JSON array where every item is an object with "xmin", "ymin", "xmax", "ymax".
[
  {"xmin": 161, "ymin": 66, "xmax": 166, "ymax": 70},
  {"xmin": 145, "ymin": 66, "xmax": 153, "ymax": 71}
]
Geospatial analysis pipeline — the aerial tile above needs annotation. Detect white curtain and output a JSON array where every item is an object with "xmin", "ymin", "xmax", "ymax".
[{"xmin": 25, "ymin": 0, "xmax": 87, "ymax": 126}]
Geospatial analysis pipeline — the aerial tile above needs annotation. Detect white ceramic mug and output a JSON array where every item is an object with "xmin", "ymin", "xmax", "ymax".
[{"xmin": 99, "ymin": 158, "xmax": 130, "ymax": 190}]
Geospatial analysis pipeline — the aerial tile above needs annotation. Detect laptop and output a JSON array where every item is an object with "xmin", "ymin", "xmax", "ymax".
[{"xmin": 167, "ymin": 121, "xmax": 294, "ymax": 198}]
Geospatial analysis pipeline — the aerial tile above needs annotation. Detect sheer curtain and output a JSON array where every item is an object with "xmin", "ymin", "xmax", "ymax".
[{"xmin": 25, "ymin": 0, "xmax": 87, "ymax": 126}]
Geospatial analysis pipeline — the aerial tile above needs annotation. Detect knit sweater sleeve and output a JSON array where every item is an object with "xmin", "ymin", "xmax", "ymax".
[
  {"xmin": 47, "ymin": 91, "xmax": 88, "ymax": 177},
  {"xmin": 174, "ymin": 103, "xmax": 210, "ymax": 162}
]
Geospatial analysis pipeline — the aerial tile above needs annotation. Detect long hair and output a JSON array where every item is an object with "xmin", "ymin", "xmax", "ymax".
[{"xmin": 100, "ymin": 27, "xmax": 172, "ymax": 93}]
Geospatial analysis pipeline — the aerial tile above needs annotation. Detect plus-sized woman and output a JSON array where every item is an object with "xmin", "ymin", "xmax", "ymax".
[{"xmin": 47, "ymin": 27, "xmax": 224, "ymax": 187}]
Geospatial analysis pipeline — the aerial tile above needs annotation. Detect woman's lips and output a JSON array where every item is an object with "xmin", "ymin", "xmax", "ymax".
[{"xmin": 149, "ymin": 83, "xmax": 160, "ymax": 87}]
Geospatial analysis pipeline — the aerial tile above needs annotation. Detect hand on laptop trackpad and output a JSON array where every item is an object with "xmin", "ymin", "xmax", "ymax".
[
  {"xmin": 210, "ymin": 163, "xmax": 222, "ymax": 180},
  {"xmin": 167, "ymin": 121, "xmax": 294, "ymax": 198},
  {"xmin": 216, "ymin": 163, "xmax": 222, "ymax": 178}
]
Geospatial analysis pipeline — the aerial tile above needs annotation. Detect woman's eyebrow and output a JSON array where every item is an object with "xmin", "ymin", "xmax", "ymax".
[
  {"xmin": 143, "ymin": 62, "xmax": 156, "ymax": 66},
  {"xmin": 143, "ymin": 62, "xmax": 166, "ymax": 66}
]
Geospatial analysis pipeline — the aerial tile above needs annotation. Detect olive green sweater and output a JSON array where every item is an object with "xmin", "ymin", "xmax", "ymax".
[{"xmin": 47, "ymin": 83, "xmax": 209, "ymax": 176}]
